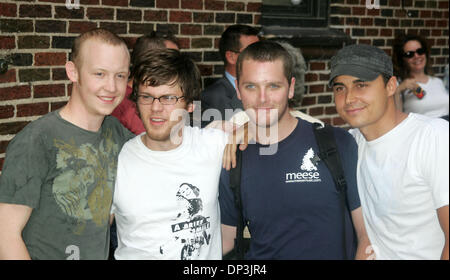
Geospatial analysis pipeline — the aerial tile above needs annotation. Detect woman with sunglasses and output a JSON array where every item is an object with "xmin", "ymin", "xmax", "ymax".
[{"xmin": 393, "ymin": 34, "xmax": 449, "ymax": 121}]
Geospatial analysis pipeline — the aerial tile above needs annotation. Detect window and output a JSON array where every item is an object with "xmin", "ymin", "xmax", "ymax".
[{"xmin": 261, "ymin": 0, "xmax": 329, "ymax": 28}]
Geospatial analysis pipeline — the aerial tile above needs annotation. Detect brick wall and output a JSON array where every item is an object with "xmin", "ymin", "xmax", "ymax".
[
  {"xmin": 304, "ymin": 0, "xmax": 449, "ymax": 125},
  {"xmin": 0, "ymin": 0, "xmax": 448, "ymax": 171}
]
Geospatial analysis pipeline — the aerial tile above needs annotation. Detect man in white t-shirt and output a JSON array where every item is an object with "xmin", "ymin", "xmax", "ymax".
[
  {"xmin": 111, "ymin": 49, "xmax": 236, "ymax": 260},
  {"xmin": 329, "ymin": 44, "xmax": 449, "ymax": 260}
]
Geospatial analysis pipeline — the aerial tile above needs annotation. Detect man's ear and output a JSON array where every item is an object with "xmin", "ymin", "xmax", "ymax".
[
  {"xmin": 386, "ymin": 76, "xmax": 398, "ymax": 97},
  {"xmin": 225, "ymin": 50, "xmax": 238, "ymax": 66},
  {"xmin": 65, "ymin": 61, "xmax": 79, "ymax": 83},
  {"xmin": 288, "ymin": 77, "xmax": 296, "ymax": 99}
]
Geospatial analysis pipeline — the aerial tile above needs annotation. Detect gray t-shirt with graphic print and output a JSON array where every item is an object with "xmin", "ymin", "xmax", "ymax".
[{"xmin": 0, "ymin": 110, "xmax": 133, "ymax": 260}]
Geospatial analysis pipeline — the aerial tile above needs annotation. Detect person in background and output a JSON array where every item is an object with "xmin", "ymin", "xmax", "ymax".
[
  {"xmin": 392, "ymin": 34, "xmax": 449, "ymax": 121},
  {"xmin": 111, "ymin": 30, "xmax": 180, "ymax": 135},
  {"xmin": 201, "ymin": 25, "xmax": 259, "ymax": 126},
  {"xmin": 330, "ymin": 44, "xmax": 449, "ymax": 260},
  {"xmin": 0, "ymin": 28, "xmax": 134, "ymax": 260}
]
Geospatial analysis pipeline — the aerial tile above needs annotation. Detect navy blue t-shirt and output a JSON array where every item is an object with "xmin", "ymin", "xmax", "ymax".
[{"xmin": 219, "ymin": 119, "xmax": 360, "ymax": 260}]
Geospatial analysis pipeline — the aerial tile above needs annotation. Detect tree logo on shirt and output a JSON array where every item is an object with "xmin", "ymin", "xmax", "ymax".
[
  {"xmin": 285, "ymin": 148, "xmax": 321, "ymax": 183},
  {"xmin": 301, "ymin": 148, "xmax": 318, "ymax": 171}
]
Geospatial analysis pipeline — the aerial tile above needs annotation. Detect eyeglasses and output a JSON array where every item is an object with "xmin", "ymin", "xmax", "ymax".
[
  {"xmin": 137, "ymin": 94, "xmax": 185, "ymax": 105},
  {"xmin": 403, "ymin": 47, "xmax": 426, "ymax": 59}
]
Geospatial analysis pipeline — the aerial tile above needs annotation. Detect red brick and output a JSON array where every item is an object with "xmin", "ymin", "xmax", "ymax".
[
  {"xmin": 309, "ymin": 62, "xmax": 326, "ymax": 71},
  {"xmin": 420, "ymin": 10, "xmax": 432, "ymax": 18},
  {"xmin": 0, "ymin": 105, "xmax": 14, "ymax": 119},
  {"xmin": 325, "ymin": 106, "xmax": 337, "ymax": 115},
  {"xmin": 439, "ymin": 1, "xmax": 449, "ymax": 9},
  {"xmin": 0, "ymin": 140, "xmax": 10, "ymax": 154},
  {"xmin": 87, "ymin": 8, "xmax": 114, "ymax": 20},
  {"xmin": 0, "ymin": 121, "xmax": 30, "ymax": 135},
  {"xmin": 205, "ymin": 0, "xmax": 224, "ymax": 10},
  {"xmin": 247, "ymin": 3, "xmax": 261, "ymax": 12},
  {"xmin": 0, "ymin": 3, "xmax": 17, "ymax": 17},
  {"xmin": 367, "ymin": 8, "xmax": 380, "ymax": 16},
  {"xmin": 301, "ymin": 96, "xmax": 316, "ymax": 106},
  {"xmin": 360, "ymin": 18, "xmax": 373, "ymax": 26},
  {"xmin": 177, "ymin": 38, "xmax": 190, "ymax": 49},
  {"xmin": 181, "ymin": 0, "xmax": 203, "ymax": 10},
  {"xmin": 0, "ymin": 36, "xmax": 15, "ymax": 49},
  {"xmin": 156, "ymin": 0, "xmax": 179, "ymax": 9},
  {"xmin": 309, "ymin": 107, "xmax": 324, "ymax": 116},
  {"xmin": 17, "ymin": 102, "xmax": 49, "ymax": 117},
  {"xmin": 227, "ymin": 1, "xmax": 245, "ymax": 11},
  {"xmin": 181, "ymin": 24, "xmax": 202, "ymax": 35},
  {"xmin": 0, "ymin": 85, "xmax": 31, "ymax": 101},
  {"xmin": 309, "ymin": 85, "xmax": 324, "ymax": 93},
  {"xmin": 144, "ymin": 10, "xmax": 168, "ymax": 21},
  {"xmin": 102, "ymin": 0, "xmax": 128, "ymax": 6},
  {"xmin": 35, "ymin": 52, "xmax": 67, "ymax": 66},
  {"xmin": 51, "ymin": 101, "xmax": 68, "ymax": 112},
  {"xmin": 33, "ymin": 84, "xmax": 66, "ymax": 98},
  {"xmin": 380, "ymin": 29, "xmax": 392, "ymax": 36},
  {"xmin": 305, "ymin": 73, "xmax": 318, "ymax": 82},
  {"xmin": 332, "ymin": 117, "xmax": 347, "ymax": 126},
  {"xmin": 425, "ymin": 20, "xmax": 436, "ymax": 27},
  {"xmin": 352, "ymin": 7, "xmax": 365, "ymax": 16},
  {"xmin": 69, "ymin": 21, "xmax": 98, "ymax": 33},
  {"xmin": 170, "ymin": 11, "xmax": 192, "ymax": 22},
  {"xmin": 0, "ymin": 69, "xmax": 16, "ymax": 83}
]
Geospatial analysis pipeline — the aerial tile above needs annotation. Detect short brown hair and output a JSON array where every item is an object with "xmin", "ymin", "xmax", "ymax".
[
  {"xmin": 130, "ymin": 49, "xmax": 201, "ymax": 105},
  {"xmin": 70, "ymin": 28, "xmax": 128, "ymax": 68},
  {"xmin": 236, "ymin": 40, "xmax": 294, "ymax": 85}
]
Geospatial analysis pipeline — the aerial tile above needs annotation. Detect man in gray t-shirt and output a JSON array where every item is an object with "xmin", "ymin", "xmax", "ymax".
[{"xmin": 0, "ymin": 28, "xmax": 133, "ymax": 260}]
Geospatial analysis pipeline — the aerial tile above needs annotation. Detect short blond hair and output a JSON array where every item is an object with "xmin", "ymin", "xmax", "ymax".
[{"xmin": 70, "ymin": 28, "xmax": 128, "ymax": 67}]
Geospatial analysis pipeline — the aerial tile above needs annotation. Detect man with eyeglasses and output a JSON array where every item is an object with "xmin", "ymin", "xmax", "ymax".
[
  {"xmin": 330, "ymin": 44, "xmax": 449, "ymax": 260},
  {"xmin": 110, "ymin": 49, "xmax": 243, "ymax": 260}
]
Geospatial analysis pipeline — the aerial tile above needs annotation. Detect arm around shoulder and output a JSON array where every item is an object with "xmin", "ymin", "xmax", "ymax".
[{"xmin": 0, "ymin": 203, "xmax": 33, "ymax": 260}]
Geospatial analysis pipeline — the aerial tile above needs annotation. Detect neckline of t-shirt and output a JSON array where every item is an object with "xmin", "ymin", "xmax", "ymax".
[
  {"xmin": 136, "ymin": 126, "xmax": 192, "ymax": 158},
  {"xmin": 252, "ymin": 118, "xmax": 304, "ymax": 152},
  {"xmin": 366, "ymin": 113, "xmax": 414, "ymax": 146},
  {"xmin": 54, "ymin": 109, "xmax": 104, "ymax": 136}
]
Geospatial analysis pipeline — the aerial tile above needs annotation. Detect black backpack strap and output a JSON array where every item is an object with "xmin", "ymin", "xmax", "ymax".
[
  {"xmin": 229, "ymin": 148, "xmax": 245, "ymax": 260},
  {"xmin": 312, "ymin": 122, "xmax": 350, "ymax": 259}
]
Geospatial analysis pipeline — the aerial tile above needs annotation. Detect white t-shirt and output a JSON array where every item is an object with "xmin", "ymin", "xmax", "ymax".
[
  {"xmin": 111, "ymin": 126, "xmax": 228, "ymax": 260},
  {"xmin": 350, "ymin": 113, "xmax": 449, "ymax": 260},
  {"xmin": 403, "ymin": 76, "xmax": 449, "ymax": 118}
]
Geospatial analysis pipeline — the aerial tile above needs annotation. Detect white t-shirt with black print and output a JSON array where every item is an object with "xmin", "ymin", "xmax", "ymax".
[{"xmin": 111, "ymin": 126, "xmax": 228, "ymax": 260}]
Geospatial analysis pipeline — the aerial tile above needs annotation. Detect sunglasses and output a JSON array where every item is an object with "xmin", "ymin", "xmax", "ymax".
[{"xmin": 403, "ymin": 47, "xmax": 426, "ymax": 58}]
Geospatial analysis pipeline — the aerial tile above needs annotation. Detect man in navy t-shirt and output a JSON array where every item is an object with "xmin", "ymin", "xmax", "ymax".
[{"xmin": 219, "ymin": 41, "xmax": 372, "ymax": 260}]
